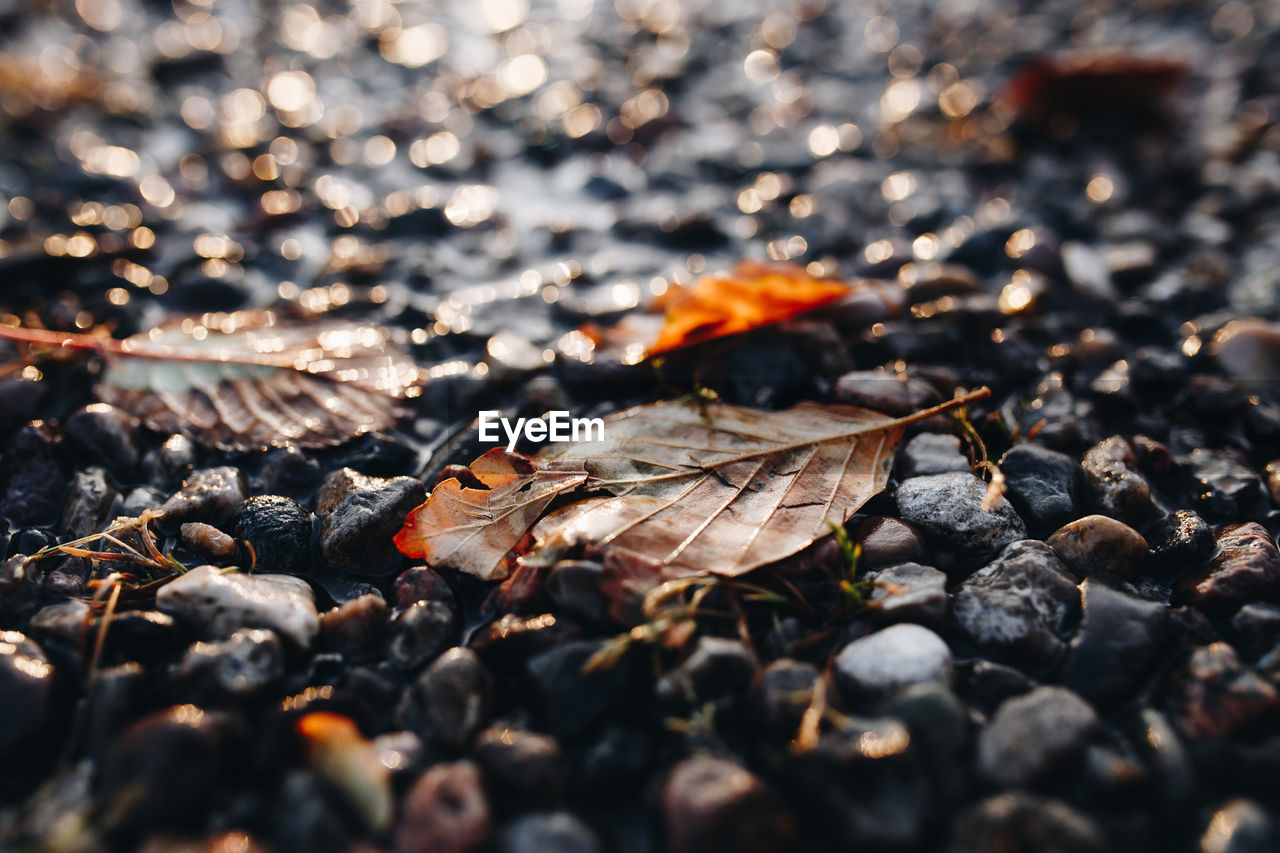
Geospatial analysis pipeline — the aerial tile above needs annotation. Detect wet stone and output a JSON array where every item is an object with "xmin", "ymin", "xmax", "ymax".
[
  {"xmin": 1183, "ymin": 448, "xmax": 1266, "ymax": 519},
  {"xmin": 546, "ymin": 560, "xmax": 608, "ymax": 623},
  {"xmin": 158, "ymin": 467, "xmax": 248, "ymax": 531},
  {"xmin": 394, "ymin": 761, "xmax": 490, "ymax": 853},
  {"xmin": 99, "ymin": 705, "xmax": 225, "ymax": 830},
  {"xmin": 1081, "ymin": 436, "xmax": 1159, "ymax": 527},
  {"xmin": 865, "ymin": 562, "xmax": 948, "ymax": 625},
  {"xmin": 498, "ymin": 812, "xmax": 602, "ymax": 853},
  {"xmin": 1198, "ymin": 800, "xmax": 1277, "ymax": 853},
  {"xmin": 388, "ymin": 599, "xmax": 459, "ymax": 671},
  {"xmin": 661, "ymin": 756, "xmax": 796, "ymax": 853},
  {"xmin": 756, "ymin": 659, "xmax": 818, "ymax": 736},
  {"xmin": 121, "ymin": 486, "xmax": 166, "ymax": 518},
  {"xmin": 171, "ymin": 628, "xmax": 284, "ymax": 703},
  {"xmin": 1174, "ymin": 642, "xmax": 1279, "ymax": 740},
  {"xmin": 977, "ymin": 686, "xmax": 1100, "ymax": 788},
  {"xmin": 0, "ymin": 631, "xmax": 56, "ymax": 757},
  {"xmin": 833, "ymin": 370, "xmax": 938, "ymax": 417},
  {"xmin": 320, "ymin": 593, "xmax": 388, "ymax": 658},
  {"xmin": 259, "ymin": 445, "xmax": 323, "ymax": 501},
  {"xmin": 60, "ymin": 466, "xmax": 118, "ymax": 540},
  {"xmin": 895, "ymin": 471, "xmax": 1027, "ymax": 557},
  {"xmin": 1048, "ymin": 514, "xmax": 1148, "ymax": 577},
  {"xmin": 411, "ymin": 648, "xmax": 493, "ymax": 749},
  {"xmin": 999, "ymin": 444, "xmax": 1083, "ymax": 535},
  {"xmin": 0, "ymin": 555, "xmax": 43, "ymax": 623},
  {"xmin": 65, "ymin": 404, "xmax": 140, "ymax": 475},
  {"xmin": 234, "ymin": 495, "xmax": 311, "ymax": 575},
  {"xmin": 836, "ymin": 623, "xmax": 954, "ymax": 701},
  {"xmin": 318, "ymin": 468, "xmax": 425, "ymax": 576},
  {"xmin": 952, "ymin": 540, "xmax": 1080, "ymax": 668},
  {"xmin": 1059, "ymin": 579, "xmax": 1169, "ymax": 706},
  {"xmin": 898, "ymin": 432, "xmax": 970, "ymax": 479},
  {"xmin": 393, "ymin": 566, "xmax": 457, "ymax": 610},
  {"xmin": 1146, "ymin": 510, "xmax": 1215, "ymax": 572},
  {"xmin": 145, "ymin": 434, "xmax": 196, "ymax": 491},
  {"xmin": 474, "ymin": 725, "xmax": 564, "ymax": 804},
  {"xmin": 656, "ymin": 635, "xmax": 755, "ymax": 705},
  {"xmin": 1, "ymin": 421, "xmax": 66, "ymax": 527},
  {"xmin": 851, "ymin": 516, "xmax": 929, "ymax": 569},
  {"xmin": 1231, "ymin": 602, "xmax": 1280, "ymax": 659},
  {"xmin": 1178, "ymin": 522, "xmax": 1280, "ymax": 607},
  {"xmin": 949, "ymin": 792, "xmax": 1105, "ymax": 853},
  {"xmin": 156, "ymin": 565, "xmax": 320, "ymax": 648}
]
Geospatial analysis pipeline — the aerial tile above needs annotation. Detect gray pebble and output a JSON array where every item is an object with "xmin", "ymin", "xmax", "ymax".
[
  {"xmin": 835, "ymin": 623, "xmax": 954, "ymax": 700},
  {"xmin": 865, "ymin": 562, "xmax": 948, "ymax": 625},
  {"xmin": 896, "ymin": 472, "xmax": 1027, "ymax": 556},
  {"xmin": 977, "ymin": 686, "xmax": 1099, "ymax": 788},
  {"xmin": 156, "ymin": 565, "xmax": 319, "ymax": 647}
]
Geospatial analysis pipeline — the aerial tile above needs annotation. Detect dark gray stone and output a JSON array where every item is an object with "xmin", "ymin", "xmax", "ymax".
[
  {"xmin": 756, "ymin": 658, "xmax": 818, "ymax": 736},
  {"xmin": 999, "ymin": 444, "xmax": 1082, "ymax": 534},
  {"xmin": 1147, "ymin": 510, "xmax": 1215, "ymax": 572},
  {"xmin": 1231, "ymin": 602, "xmax": 1280, "ymax": 659},
  {"xmin": 171, "ymin": 628, "xmax": 284, "ymax": 702},
  {"xmin": 318, "ymin": 469, "xmax": 425, "ymax": 575},
  {"xmin": 949, "ymin": 792, "xmax": 1104, "ymax": 853},
  {"xmin": 527, "ymin": 640, "xmax": 630, "ymax": 740},
  {"xmin": 158, "ymin": 467, "xmax": 248, "ymax": 531},
  {"xmin": 412, "ymin": 648, "xmax": 493, "ymax": 749},
  {"xmin": 899, "ymin": 433, "xmax": 970, "ymax": 478},
  {"xmin": 1183, "ymin": 449, "xmax": 1266, "ymax": 519},
  {"xmin": 952, "ymin": 540, "xmax": 1079, "ymax": 668},
  {"xmin": 655, "ymin": 635, "xmax": 754, "ymax": 704},
  {"xmin": 234, "ymin": 495, "xmax": 312, "ymax": 575},
  {"xmin": 977, "ymin": 686, "xmax": 1099, "ymax": 788},
  {"xmin": 546, "ymin": 560, "xmax": 607, "ymax": 623},
  {"xmin": 1081, "ymin": 436, "xmax": 1159, "ymax": 526},
  {"xmin": 0, "ymin": 630, "xmax": 56, "ymax": 757},
  {"xmin": 388, "ymin": 599, "xmax": 459, "ymax": 671},
  {"xmin": 475, "ymin": 726, "xmax": 564, "ymax": 804},
  {"xmin": 60, "ymin": 466, "xmax": 118, "ymax": 539},
  {"xmin": 866, "ymin": 562, "xmax": 948, "ymax": 625},
  {"xmin": 1059, "ymin": 578, "xmax": 1169, "ymax": 705},
  {"xmin": 835, "ymin": 623, "xmax": 954, "ymax": 700},
  {"xmin": 498, "ymin": 813, "xmax": 601, "ymax": 853},
  {"xmin": 895, "ymin": 472, "xmax": 1027, "ymax": 556}
]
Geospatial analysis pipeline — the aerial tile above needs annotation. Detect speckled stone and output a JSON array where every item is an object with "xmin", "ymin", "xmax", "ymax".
[{"xmin": 895, "ymin": 472, "xmax": 1027, "ymax": 556}]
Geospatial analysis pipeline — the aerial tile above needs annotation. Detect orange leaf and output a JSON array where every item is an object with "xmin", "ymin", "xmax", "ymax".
[{"xmin": 648, "ymin": 261, "xmax": 853, "ymax": 356}]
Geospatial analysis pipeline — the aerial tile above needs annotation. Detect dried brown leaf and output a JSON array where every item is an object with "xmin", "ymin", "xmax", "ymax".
[
  {"xmin": 394, "ymin": 389, "xmax": 990, "ymax": 581},
  {"xmin": 0, "ymin": 310, "xmax": 422, "ymax": 450}
]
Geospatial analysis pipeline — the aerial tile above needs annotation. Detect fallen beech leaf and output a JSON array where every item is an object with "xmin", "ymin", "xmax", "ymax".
[
  {"xmin": 578, "ymin": 261, "xmax": 899, "ymax": 364},
  {"xmin": 395, "ymin": 388, "xmax": 990, "ymax": 581},
  {"xmin": 0, "ymin": 310, "xmax": 422, "ymax": 450}
]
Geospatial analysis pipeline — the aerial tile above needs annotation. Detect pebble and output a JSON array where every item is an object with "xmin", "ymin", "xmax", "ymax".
[
  {"xmin": 387, "ymin": 600, "xmax": 460, "ymax": 671},
  {"xmin": 498, "ymin": 813, "xmax": 602, "ymax": 853},
  {"xmin": 850, "ymin": 516, "xmax": 930, "ymax": 569},
  {"xmin": 756, "ymin": 659, "xmax": 818, "ymax": 736},
  {"xmin": 895, "ymin": 472, "xmax": 1027, "ymax": 557},
  {"xmin": 60, "ymin": 466, "xmax": 118, "ymax": 539},
  {"xmin": 879, "ymin": 683, "xmax": 969, "ymax": 801},
  {"xmin": 1178, "ymin": 522, "xmax": 1280, "ymax": 606},
  {"xmin": 1081, "ymin": 436, "xmax": 1159, "ymax": 527},
  {"xmin": 1061, "ymin": 241, "xmax": 1117, "ymax": 303},
  {"xmin": 410, "ymin": 648, "xmax": 493, "ymax": 749},
  {"xmin": 0, "ymin": 631, "xmax": 57, "ymax": 757},
  {"xmin": 156, "ymin": 565, "xmax": 320, "ymax": 648},
  {"xmin": 660, "ymin": 756, "xmax": 796, "ymax": 853},
  {"xmin": 1183, "ymin": 449, "xmax": 1266, "ymax": 519},
  {"xmin": 1059, "ymin": 579, "xmax": 1169, "ymax": 705},
  {"xmin": 1212, "ymin": 317, "xmax": 1280, "ymax": 388},
  {"xmin": 180, "ymin": 522, "xmax": 237, "ymax": 559},
  {"xmin": 1047, "ymin": 514, "xmax": 1148, "ymax": 577},
  {"xmin": 999, "ymin": 444, "xmax": 1082, "ymax": 535},
  {"xmin": 99, "ymin": 705, "xmax": 226, "ymax": 830},
  {"xmin": 1174, "ymin": 642, "xmax": 1279, "ymax": 740},
  {"xmin": 1231, "ymin": 602, "xmax": 1280, "ymax": 659},
  {"xmin": 393, "ymin": 565, "xmax": 457, "ymax": 610},
  {"xmin": 835, "ymin": 623, "xmax": 954, "ymax": 701},
  {"xmin": 474, "ymin": 725, "xmax": 564, "ymax": 804},
  {"xmin": 898, "ymin": 433, "xmax": 970, "ymax": 478},
  {"xmin": 394, "ymin": 761, "xmax": 490, "ymax": 853},
  {"xmin": 320, "ymin": 594, "xmax": 388, "ymax": 657},
  {"xmin": 158, "ymin": 467, "xmax": 248, "ymax": 531},
  {"xmin": 171, "ymin": 628, "xmax": 284, "ymax": 703},
  {"xmin": 963, "ymin": 660, "xmax": 1037, "ymax": 715},
  {"xmin": 1198, "ymin": 799, "xmax": 1277, "ymax": 853},
  {"xmin": 833, "ymin": 370, "xmax": 938, "ymax": 417},
  {"xmin": 1, "ymin": 422, "xmax": 66, "ymax": 527},
  {"xmin": 952, "ymin": 540, "xmax": 1080, "ymax": 668},
  {"xmin": 865, "ymin": 562, "xmax": 948, "ymax": 624},
  {"xmin": 546, "ymin": 560, "xmax": 608, "ymax": 623},
  {"xmin": 146, "ymin": 434, "xmax": 195, "ymax": 488},
  {"xmin": 977, "ymin": 686, "xmax": 1100, "ymax": 788},
  {"xmin": 527, "ymin": 640, "xmax": 631, "ymax": 740},
  {"xmin": 65, "ymin": 404, "xmax": 140, "ymax": 475},
  {"xmin": 317, "ymin": 468, "xmax": 425, "ymax": 575},
  {"xmin": 1146, "ymin": 510, "xmax": 1215, "ymax": 572},
  {"xmin": 949, "ymin": 792, "xmax": 1105, "ymax": 853},
  {"xmin": 655, "ymin": 635, "xmax": 755, "ymax": 704},
  {"xmin": 0, "ymin": 555, "xmax": 43, "ymax": 623},
  {"xmin": 1136, "ymin": 708, "xmax": 1194, "ymax": 809},
  {"xmin": 234, "ymin": 495, "xmax": 312, "ymax": 575}
]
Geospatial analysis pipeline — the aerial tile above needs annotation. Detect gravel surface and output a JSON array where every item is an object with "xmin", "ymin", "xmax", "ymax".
[{"xmin": 4, "ymin": 0, "xmax": 1280, "ymax": 851}]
